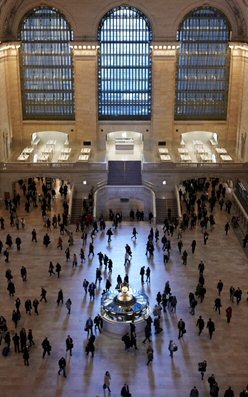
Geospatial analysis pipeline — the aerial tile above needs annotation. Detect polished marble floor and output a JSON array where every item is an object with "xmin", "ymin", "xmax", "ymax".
[{"xmin": 0, "ymin": 182, "xmax": 247, "ymax": 397}]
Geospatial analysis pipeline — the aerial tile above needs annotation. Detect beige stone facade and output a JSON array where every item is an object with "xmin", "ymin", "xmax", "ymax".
[{"xmin": 0, "ymin": 1, "xmax": 247, "ymax": 156}]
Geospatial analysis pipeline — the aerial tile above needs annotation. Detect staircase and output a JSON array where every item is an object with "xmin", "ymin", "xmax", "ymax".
[
  {"xmin": 70, "ymin": 198, "xmax": 82, "ymax": 224},
  {"xmin": 108, "ymin": 161, "xmax": 142, "ymax": 185},
  {"xmin": 156, "ymin": 197, "xmax": 178, "ymax": 224}
]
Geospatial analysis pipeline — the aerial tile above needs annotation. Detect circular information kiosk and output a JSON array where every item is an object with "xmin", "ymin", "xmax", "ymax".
[{"xmin": 101, "ymin": 282, "xmax": 150, "ymax": 334}]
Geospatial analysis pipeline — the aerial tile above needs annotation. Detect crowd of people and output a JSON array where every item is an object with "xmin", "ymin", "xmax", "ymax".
[{"xmin": 0, "ymin": 176, "xmax": 247, "ymax": 396}]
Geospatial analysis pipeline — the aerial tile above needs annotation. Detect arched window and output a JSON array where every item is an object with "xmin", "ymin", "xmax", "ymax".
[
  {"xmin": 19, "ymin": 7, "xmax": 74, "ymax": 120},
  {"xmin": 98, "ymin": 6, "xmax": 152, "ymax": 120},
  {"xmin": 175, "ymin": 7, "xmax": 231, "ymax": 120}
]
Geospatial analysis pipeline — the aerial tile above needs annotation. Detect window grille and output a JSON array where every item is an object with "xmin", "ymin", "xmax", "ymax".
[
  {"xmin": 98, "ymin": 6, "xmax": 152, "ymax": 120},
  {"xmin": 19, "ymin": 6, "xmax": 74, "ymax": 120},
  {"xmin": 175, "ymin": 7, "xmax": 230, "ymax": 120}
]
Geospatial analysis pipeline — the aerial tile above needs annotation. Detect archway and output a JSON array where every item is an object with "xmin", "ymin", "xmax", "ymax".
[
  {"xmin": 180, "ymin": 130, "xmax": 219, "ymax": 162},
  {"xmin": 31, "ymin": 131, "xmax": 69, "ymax": 163},
  {"xmin": 106, "ymin": 131, "xmax": 143, "ymax": 161}
]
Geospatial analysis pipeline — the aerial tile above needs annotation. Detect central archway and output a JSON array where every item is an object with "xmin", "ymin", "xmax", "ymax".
[{"xmin": 106, "ymin": 131, "xmax": 143, "ymax": 161}]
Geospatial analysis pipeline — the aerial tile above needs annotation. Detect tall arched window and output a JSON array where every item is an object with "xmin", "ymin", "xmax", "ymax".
[
  {"xmin": 98, "ymin": 6, "xmax": 152, "ymax": 120},
  {"xmin": 175, "ymin": 7, "xmax": 231, "ymax": 120},
  {"xmin": 19, "ymin": 7, "xmax": 74, "ymax": 120}
]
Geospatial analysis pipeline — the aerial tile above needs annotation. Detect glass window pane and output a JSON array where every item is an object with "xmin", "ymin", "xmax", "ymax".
[
  {"xmin": 20, "ymin": 6, "xmax": 74, "ymax": 120},
  {"xmin": 175, "ymin": 7, "xmax": 230, "ymax": 120},
  {"xmin": 98, "ymin": 6, "xmax": 152, "ymax": 120}
]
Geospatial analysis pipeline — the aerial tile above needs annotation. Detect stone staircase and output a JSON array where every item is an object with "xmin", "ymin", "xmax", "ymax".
[
  {"xmin": 70, "ymin": 198, "xmax": 82, "ymax": 224},
  {"xmin": 156, "ymin": 197, "xmax": 178, "ymax": 224}
]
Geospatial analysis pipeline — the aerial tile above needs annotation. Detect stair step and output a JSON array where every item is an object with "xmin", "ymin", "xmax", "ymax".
[
  {"xmin": 156, "ymin": 197, "xmax": 178, "ymax": 223},
  {"xmin": 70, "ymin": 198, "xmax": 82, "ymax": 223}
]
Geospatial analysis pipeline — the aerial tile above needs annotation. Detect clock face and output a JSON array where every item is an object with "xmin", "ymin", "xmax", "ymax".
[{"xmin": 122, "ymin": 286, "xmax": 128, "ymax": 293}]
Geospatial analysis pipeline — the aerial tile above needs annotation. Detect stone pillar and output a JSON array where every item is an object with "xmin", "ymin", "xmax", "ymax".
[
  {"xmin": 151, "ymin": 44, "xmax": 177, "ymax": 147},
  {"xmin": 0, "ymin": 44, "xmax": 22, "ymax": 157},
  {"xmin": 73, "ymin": 44, "xmax": 98, "ymax": 145},
  {"xmin": 230, "ymin": 44, "xmax": 248, "ymax": 161},
  {"xmin": 227, "ymin": 44, "xmax": 244, "ymax": 148}
]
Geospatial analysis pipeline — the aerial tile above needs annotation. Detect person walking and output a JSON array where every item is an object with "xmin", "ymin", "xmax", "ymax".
[
  {"xmin": 12, "ymin": 333, "xmax": 20, "ymax": 353},
  {"xmin": 103, "ymin": 370, "xmax": 111, "ymax": 393},
  {"xmin": 178, "ymin": 239, "xmax": 183, "ymax": 254},
  {"xmin": 58, "ymin": 357, "xmax": 67, "ymax": 377},
  {"xmin": 31, "ymin": 228, "xmax": 37, "ymax": 242},
  {"xmin": 72, "ymin": 253, "xmax": 77, "ymax": 268},
  {"xmin": 41, "ymin": 337, "xmax": 52, "ymax": 358},
  {"xmin": 23, "ymin": 346, "xmax": 30, "ymax": 366},
  {"xmin": 168, "ymin": 340, "xmax": 177, "ymax": 358},
  {"xmin": 207, "ymin": 318, "xmax": 215, "ymax": 339},
  {"xmin": 48, "ymin": 262, "xmax": 55, "ymax": 276},
  {"xmin": 25, "ymin": 299, "xmax": 32, "ymax": 315},
  {"xmin": 196, "ymin": 315, "xmax": 205, "ymax": 335},
  {"xmin": 234, "ymin": 287, "xmax": 242, "ymax": 304},
  {"xmin": 20, "ymin": 328, "xmax": 27, "ymax": 352},
  {"xmin": 106, "ymin": 228, "xmax": 113, "ymax": 243},
  {"xmin": 85, "ymin": 334, "xmax": 95, "ymax": 357},
  {"xmin": 33, "ymin": 298, "xmax": 39, "ymax": 315},
  {"xmin": 88, "ymin": 242, "xmax": 94, "ymax": 258},
  {"xmin": 217, "ymin": 279, "xmax": 224, "ymax": 295},
  {"xmin": 56, "ymin": 263, "xmax": 61, "ymax": 278},
  {"xmin": 40, "ymin": 287, "xmax": 47, "ymax": 302},
  {"xmin": 83, "ymin": 278, "xmax": 89, "ymax": 294},
  {"xmin": 224, "ymin": 386, "xmax": 234, "ymax": 397},
  {"xmin": 12, "ymin": 309, "xmax": 20, "ymax": 328},
  {"xmin": 198, "ymin": 360, "xmax": 207, "ymax": 380},
  {"xmin": 198, "ymin": 260, "xmax": 205, "ymax": 274},
  {"xmin": 65, "ymin": 298, "xmax": 72, "ymax": 314},
  {"xmin": 146, "ymin": 344, "xmax": 154, "ymax": 365},
  {"xmin": 65, "ymin": 247, "xmax": 70, "ymax": 261},
  {"xmin": 57, "ymin": 289, "xmax": 64, "ymax": 306},
  {"xmin": 142, "ymin": 323, "xmax": 152, "ymax": 344},
  {"xmin": 28, "ymin": 329, "xmax": 35, "ymax": 347},
  {"xmin": 20, "ymin": 266, "xmax": 27, "ymax": 281},
  {"xmin": 191, "ymin": 239, "xmax": 196, "ymax": 254},
  {"xmin": 66, "ymin": 335, "xmax": 73, "ymax": 356},
  {"xmin": 214, "ymin": 297, "xmax": 222, "ymax": 314},
  {"xmin": 121, "ymin": 383, "xmax": 131, "ymax": 397},
  {"xmin": 85, "ymin": 317, "xmax": 94, "ymax": 337},
  {"xmin": 182, "ymin": 250, "xmax": 188, "ymax": 265},
  {"xmin": 80, "ymin": 248, "xmax": 85, "ymax": 263},
  {"xmin": 224, "ymin": 222, "xmax": 230, "ymax": 235},
  {"xmin": 131, "ymin": 227, "xmax": 138, "ymax": 240},
  {"xmin": 226, "ymin": 306, "xmax": 232, "ymax": 323},
  {"xmin": 203, "ymin": 231, "xmax": 209, "ymax": 245},
  {"xmin": 190, "ymin": 386, "xmax": 199, "ymax": 397},
  {"xmin": 57, "ymin": 236, "xmax": 63, "ymax": 250},
  {"xmin": 94, "ymin": 314, "xmax": 103, "ymax": 334},
  {"xmin": 146, "ymin": 266, "xmax": 151, "ymax": 283},
  {"xmin": 140, "ymin": 266, "xmax": 145, "ymax": 284},
  {"xmin": 121, "ymin": 332, "xmax": 131, "ymax": 351},
  {"xmin": 178, "ymin": 318, "xmax": 186, "ymax": 339}
]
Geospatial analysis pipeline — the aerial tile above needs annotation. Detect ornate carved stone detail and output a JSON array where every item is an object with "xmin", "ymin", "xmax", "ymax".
[
  {"xmin": 226, "ymin": 0, "xmax": 247, "ymax": 38},
  {"xmin": 2, "ymin": 0, "xmax": 25, "ymax": 37}
]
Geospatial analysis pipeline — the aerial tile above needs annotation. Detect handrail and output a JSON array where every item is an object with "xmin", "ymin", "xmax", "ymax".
[
  {"xmin": 67, "ymin": 184, "xmax": 74, "ymax": 225},
  {"xmin": 233, "ymin": 192, "xmax": 248, "ymax": 222},
  {"xmin": 175, "ymin": 185, "xmax": 182, "ymax": 220},
  {"xmin": 1, "ymin": 161, "xmax": 247, "ymax": 173},
  {"xmin": 143, "ymin": 162, "xmax": 248, "ymax": 171},
  {"xmin": 0, "ymin": 161, "xmax": 107, "ymax": 172}
]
